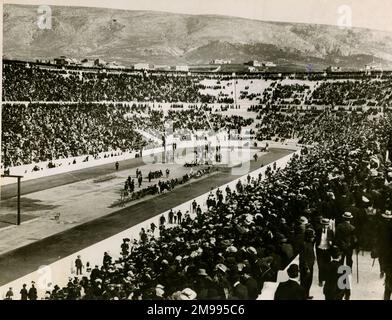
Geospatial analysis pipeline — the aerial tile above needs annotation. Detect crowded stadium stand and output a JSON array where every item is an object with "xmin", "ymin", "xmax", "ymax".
[{"xmin": 1, "ymin": 59, "xmax": 392, "ymax": 300}]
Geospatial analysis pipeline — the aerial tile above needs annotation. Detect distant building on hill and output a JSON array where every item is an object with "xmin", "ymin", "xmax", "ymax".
[
  {"xmin": 81, "ymin": 58, "xmax": 94, "ymax": 67},
  {"xmin": 94, "ymin": 58, "xmax": 106, "ymax": 66},
  {"xmin": 106, "ymin": 61, "xmax": 123, "ymax": 69},
  {"xmin": 326, "ymin": 66, "xmax": 342, "ymax": 72},
  {"xmin": 154, "ymin": 65, "xmax": 171, "ymax": 71},
  {"xmin": 245, "ymin": 60, "xmax": 262, "ymax": 67},
  {"xmin": 263, "ymin": 61, "xmax": 276, "ymax": 67},
  {"xmin": 210, "ymin": 59, "xmax": 231, "ymax": 65},
  {"xmin": 174, "ymin": 65, "xmax": 189, "ymax": 72},
  {"xmin": 54, "ymin": 56, "xmax": 68, "ymax": 65},
  {"xmin": 54, "ymin": 56, "xmax": 80, "ymax": 66},
  {"xmin": 133, "ymin": 63, "xmax": 151, "ymax": 70}
]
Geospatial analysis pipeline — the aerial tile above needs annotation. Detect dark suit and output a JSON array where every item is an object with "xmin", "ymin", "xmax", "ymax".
[
  {"xmin": 244, "ymin": 275, "xmax": 259, "ymax": 300},
  {"xmin": 323, "ymin": 260, "xmax": 345, "ymax": 300},
  {"xmin": 315, "ymin": 227, "xmax": 334, "ymax": 282},
  {"xmin": 299, "ymin": 241, "xmax": 315, "ymax": 297},
  {"xmin": 274, "ymin": 279, "xmax": 306, "ymax": 300},
  {"xmin": 335, "ymin": 221, "xmax": 356, "ymax": 268},
  {"xmin": 233, "ymin": 282, "xmax": 249, "ymax": 300}
]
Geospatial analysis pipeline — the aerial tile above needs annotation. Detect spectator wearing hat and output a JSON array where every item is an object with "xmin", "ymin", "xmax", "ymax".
[
  {"xmin": 160, "ymin": 214, "xmax": 166, "ymax": 226},
  {"xmin": 90, "ymin": 265, "xmax": 101, "ymax": 282},
  {"xmin": 177, "ymin": 210, "xmax": 183, "ymax": 224},
  {"xmin": 315, "ymin": 217, "xmax": 334, "ymax": 286},
  {"xmin": 299, "ymin": 229, "xmax": 316, "ymax": 299},
  {"xmin": 168, "ymin": 209, "xmax": 174, "ymax": 224},
  {"xmin": 242, "ymin": 272, "xmax": 259, "ymax": 300},
  {"xmin": 377, "ymin": 210, "xmax": 392, "ymax": 296},
  {"xmin": 335, "ymin": 212, "xmax": 357, "ymax": 269},
  {"xmin": 5, "ymin": 287, "xmax": 13, "ymax": 300},
  {"xmin": 75, "ymin": 255, "xmax": 84, "ymax": 275},
  {"xmin": 323, "ymin": 246, "xmax": 345, "ymax": 300},
  {"xmin": 384, "ymin": 264, "xmax": 392, "ymax": 300},
  {"xmin": 194, "ymin": 269, "xmax": 214, "ymax": 299},
  {"xmin": 28, "ymin": 282, "xmax": 37, "ymax": 300},
  {"xmin": 20, "ymin": 284, "xmax": 28, "ymax": 300},
  {"xmin": 214, "ymin": 264, "xmax": 231, "ymax": 299},
  {"xmin": 121, "ymin": 239, "xmax": 130, "ymax": 256},
  {"xmin": 231, "ymin": 274, "xmax": 249, "ymax": 300},
  {"xmin": 192, "ymin": 200, "xmax": 197, "ymax": 213},
  {"xmin": 153, "ymin": 284, "xmax": 165, "ymax": 300},
  {"xmin": 277, "ymin": 233, "xmax": 294, "ymax": 267},
  {"xmin": 274, "ymin": 264, "xmax": 306, "ymax": 300},
  {"xmin": 103, "ymin": 252, "xmax": 112, "ymax": 268}
]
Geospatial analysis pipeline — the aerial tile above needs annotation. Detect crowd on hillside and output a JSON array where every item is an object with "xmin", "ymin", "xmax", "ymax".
[
  {"xmin": 1, "ymin": 103, "xmax": 147, "ymax": 168},
  {"xmin": 309, "ymin": 80, "xmax": 392, "ymax": 107},
  {"xmin": 2, "ymin": 63, "xmax": 214, "ymax": 103},
  {"xmin": 11, "ymin": 111, "xmax": 389, "ymax": 300},
  {"xmin": 1, "ymin": 102, "xmax": 256, "ymax": 168}
]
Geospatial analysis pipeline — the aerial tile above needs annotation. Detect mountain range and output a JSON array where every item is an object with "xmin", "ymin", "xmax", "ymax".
[{"xmin": 3, "ymin": 4, "xmax": 392, "ymax": 70}]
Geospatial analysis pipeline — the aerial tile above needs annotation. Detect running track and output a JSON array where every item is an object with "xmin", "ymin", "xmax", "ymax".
[{"xmin": 0, "ymin": 148, "xmax": 292, "ymax": 285}]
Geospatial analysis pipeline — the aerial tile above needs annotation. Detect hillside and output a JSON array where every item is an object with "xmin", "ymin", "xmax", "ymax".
[{"xmin": 3, "ymin": 4, "xmax": 392, "ymax": 70}]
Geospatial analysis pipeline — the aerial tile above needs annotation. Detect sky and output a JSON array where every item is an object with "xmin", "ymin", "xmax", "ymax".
[{"xmin": 3, "ymin": 0, "xmax": 392, "ymax": 32}]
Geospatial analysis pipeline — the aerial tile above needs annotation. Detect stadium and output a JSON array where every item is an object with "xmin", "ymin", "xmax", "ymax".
[{"xmin": 0, "ymin": 1, "xmax": 392, "ymax": 302}]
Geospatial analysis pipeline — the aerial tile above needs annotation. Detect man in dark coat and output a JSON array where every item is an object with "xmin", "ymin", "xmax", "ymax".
[
  {"xmin": 378, "ymin": 210, "xmax": 392, "ymax": 299},
  {"xmin": 90, "ymin": 265, "xmax": 101, "ymax": 282},
  {"xmin": 299, "ymin": 229, "xmax": 316, "ymax": 299},
  {"xmin": 75, "ymin": 255, "xmax": 83, "ymax": 275},
  {"xmin": 159, "ymin": 214, "xmax": 166, "ymax": 226},
  {"xmin": 232, "ymin": 274, "xmax": 249, "ymax": 300},
  {"xmin": 274, "ymin": 264, "xmax": 306, "ymax": 300},
  {"xmin": 242, "ymin": 272, "xmax": 259, "ymax": 300},
  {"xmin": 20, "ymin": 284, "xmax": 28, "ymax": 300},
  {"xmin": 192, "ymin": 200, "xmax": 197, "ymax": 213},
  {"xmin": 28, "ymin": 282, "xmax": 38, "ymax": 300},
  {"xmin": 168, "ymin": 209, "xmax": 174, "ymax": 224},
  {"xmin": 177, "ymin": 210, "xmax": 183, "ymax": 224},
  {"xmin": 323, "ymin": 246, "xmax": 345, "ymax": 300},
  {"xmin": 335, "ymin": 212, "xmax": 357, "ymax": 268}
]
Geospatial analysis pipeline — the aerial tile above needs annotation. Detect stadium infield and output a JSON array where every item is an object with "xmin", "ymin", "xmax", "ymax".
[{"xmin": 0, "ymin": 148, "xmax": 292, "ymax": 285}]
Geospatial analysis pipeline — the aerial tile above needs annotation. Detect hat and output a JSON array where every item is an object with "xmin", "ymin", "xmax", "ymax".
[
  {"xmin": 198, "ymin": 269, "xmax": 208, "ymax": 276},
  {"xmin": 246, "ymin": 246, "xmax": 258, "ymax": 255},
  {"xmin": 180, "ymin": 288, "xmax": 197, "ymax": 300},
  {"xmin": 226, "ymin": 245, "xmax": 238, "ymax": 253},
  {"xmin": 156, "ymin": 284, "xmax": 165, "ymax": 290},
  {"xmin": 215, "ymin": 263, "xmax": 228, "ymax": 273},
  {"xmin": 321, "ymin": 218, "xmax": 330, "ymax": 225},
  {"xmin": 342, "ymin": 212, "xmax": 353, "ymax": 219},
  {"xmin": 382, "ymin": 210, "xmax": 392, "ymax": 219},
  {"xmin": 276, "ymin": 233, "xmax": 287, "ymax": 242},
  {"xmin": 299, "ymin": 216, "xmax": 308, "ymax": 224},
  {"xmin": 221, "ymin": 239, "xmax": 232, "ymax": 247}
]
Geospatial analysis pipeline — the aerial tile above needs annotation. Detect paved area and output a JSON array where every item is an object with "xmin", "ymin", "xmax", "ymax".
[
  {"xmin": 309, "ymin": 251, "xmax": 385, "ymax": 300},
  {"xmin": 0, "ymin": 148, "xmax": 292, "ymax": 285}
]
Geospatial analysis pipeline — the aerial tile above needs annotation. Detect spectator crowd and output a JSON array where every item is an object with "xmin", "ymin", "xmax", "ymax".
[{"xmin": 12, "ymin": 110, "xmax": 390, "ymax": 300}]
